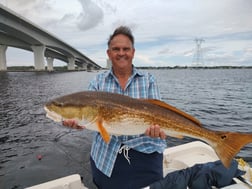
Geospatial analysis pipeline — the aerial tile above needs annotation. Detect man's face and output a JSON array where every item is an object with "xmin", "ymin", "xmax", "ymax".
[{"xmin": 107, "ymin": 34, "xmax": 135, "ymax": 70}]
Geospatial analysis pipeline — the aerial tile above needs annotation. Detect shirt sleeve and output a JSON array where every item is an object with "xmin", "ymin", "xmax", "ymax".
[
  {"xmin": 148, "ymin": 73, "xmax": 161, "ymax": 100},
  {"xmin": 88, "ymin": 77, "xmax": 98, "ymax": 91}
]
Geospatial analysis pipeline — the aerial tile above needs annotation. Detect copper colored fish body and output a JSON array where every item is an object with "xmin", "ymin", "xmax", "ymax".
[{"xmin": 44, "ymin": 91, "xmax": 252, "ymax": 168}]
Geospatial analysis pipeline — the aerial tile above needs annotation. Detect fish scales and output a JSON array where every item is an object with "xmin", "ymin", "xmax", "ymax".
[{"xmin": 44, "ymin": 91, "xmax": 252, "ymax": 168}]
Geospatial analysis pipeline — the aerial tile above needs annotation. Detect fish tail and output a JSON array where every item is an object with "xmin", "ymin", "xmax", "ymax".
[{"xmin": 213, "ymin": 131, "xmax": 252, "ymax": 168}]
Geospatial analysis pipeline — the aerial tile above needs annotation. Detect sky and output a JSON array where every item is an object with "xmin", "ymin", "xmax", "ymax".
[{"xmin": 1, "ymin": 0, "xmax": 252, "ymax": 68}]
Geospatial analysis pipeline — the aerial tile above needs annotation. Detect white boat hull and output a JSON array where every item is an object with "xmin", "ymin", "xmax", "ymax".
[{"xmin": 26, "ymin": 141, "xmax": 252, "ymax": 189}]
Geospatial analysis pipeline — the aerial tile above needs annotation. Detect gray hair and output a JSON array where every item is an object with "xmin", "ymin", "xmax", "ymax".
[{"xmin": 107, "ymin": 26, "xmax": 134, "ymax": 47}]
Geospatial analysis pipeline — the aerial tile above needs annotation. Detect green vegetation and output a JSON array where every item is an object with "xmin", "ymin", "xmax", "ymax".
[
  {"xmin": 5, "ymin": 66, "xmax": 81, "ymax": 72},
  {"xmin": 136, "ymin": 66, "xmax": 252, "ymax": 69},
  {"xmin": 3, "ymin": 65, "xmax": 252, "ymax": 72}
]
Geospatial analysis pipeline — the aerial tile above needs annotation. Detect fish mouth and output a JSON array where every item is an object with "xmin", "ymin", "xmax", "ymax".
[
  {"xmin": 44, "ymin": 106, "xmax": 63, "ymax": 123},
  {"xmin": 44, "ymin": 106, "xmax": 92, "ymax": 127}
]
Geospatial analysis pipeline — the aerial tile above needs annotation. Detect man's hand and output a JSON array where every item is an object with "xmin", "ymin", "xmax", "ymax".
[
  {"xmin": 62, "ymin": 119, "xmax": 85, "ymax": 130},
  {"xmin": 145, "ymin": 124, "xmax": 166, "ymax": 139}
]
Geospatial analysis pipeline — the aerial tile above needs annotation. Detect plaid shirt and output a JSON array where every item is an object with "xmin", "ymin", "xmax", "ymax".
[{"xmin": 88, "ymin": 66, "xmax": 167, "ymax": 177}]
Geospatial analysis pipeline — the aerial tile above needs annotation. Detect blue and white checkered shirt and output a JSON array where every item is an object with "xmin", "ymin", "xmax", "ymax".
[{"xmin": 88, "ymin": 66, "xmax": 167, "ymax": 177}]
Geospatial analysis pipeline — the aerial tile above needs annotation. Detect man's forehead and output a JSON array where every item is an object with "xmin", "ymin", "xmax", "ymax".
[{"xmin": 110, "ymin": 35, "xmax": 132, "ymax": 44}]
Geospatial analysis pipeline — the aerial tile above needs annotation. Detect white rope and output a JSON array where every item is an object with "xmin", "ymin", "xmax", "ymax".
[{"xmin": 118, "ymin": 145, "xmax": 131, "ymax": 164}]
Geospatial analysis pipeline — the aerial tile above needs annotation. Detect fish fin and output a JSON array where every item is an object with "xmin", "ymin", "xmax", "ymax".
[
  {"xmin": 212, "ymin": 131, "xmax": 252, "ymax": 168},
  {"xmin": 146, "ymin": 99, "xmax": 201, "ymax": 127},
  {"xmin": 96, "ymin": 118, "xmax": 110, "ymax": 143}
]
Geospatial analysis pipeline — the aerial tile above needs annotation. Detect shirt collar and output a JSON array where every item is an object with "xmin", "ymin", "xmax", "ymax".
[{"xmin": 105, "ymin": 65, "xmax": 144, "ymax": 79}]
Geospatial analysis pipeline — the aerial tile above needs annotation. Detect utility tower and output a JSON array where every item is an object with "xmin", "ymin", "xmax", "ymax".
[{"xmin": 192, "ymin": 38, "xmax": 205, "ymax": 66}]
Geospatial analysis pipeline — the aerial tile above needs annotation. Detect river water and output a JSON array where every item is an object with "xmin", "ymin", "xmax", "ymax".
[{"xmin": 0, "ymin": 69, "xmax": 252, "ymax": 189}]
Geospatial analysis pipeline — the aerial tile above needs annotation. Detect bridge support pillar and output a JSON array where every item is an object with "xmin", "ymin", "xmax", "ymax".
[
  {"xmin": 32, "ymin": 45, "xmax": 45, "ymax": 70},
  {"xmin": 0, "ymin": 45, "xmax": 7, "ymax": 71},
  {"xmin": 81, "ymin": 63, "xmax": 87, "ymax": 70},
  {"xmin": 68, "ymin": 57, "xmax": 75, "ymax": 70},
  {"xmin": 46, "ymin": 57, "xmax": 54, "ymax": 71}
]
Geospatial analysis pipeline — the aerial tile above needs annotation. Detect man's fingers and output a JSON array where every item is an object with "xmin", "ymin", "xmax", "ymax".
[
  {"xmin": 75, "ymin": 125, "xmax": 85, "ymax": 130},
  {"xmin": 145, "ymin": 127, "xmax": 151, "ymax": 136},
  {"xmin": 151, "ymin": 125, "xmax": 160, "ymax": 137},
  {"xmin": 62, "ymin": 119, "xmax": 85, "ymax": 130},
  {"xmin": 146, "ymin": 124, "xmax": 167, "ymax": 139},
  {"xmin": 159, "ymin": 131, "xmax": 166, "ymax": 139}
]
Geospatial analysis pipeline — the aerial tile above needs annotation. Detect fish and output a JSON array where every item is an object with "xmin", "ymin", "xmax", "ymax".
[{"xmin": 44, "ymin": 91, "xmax": 252, "ymax": 168}]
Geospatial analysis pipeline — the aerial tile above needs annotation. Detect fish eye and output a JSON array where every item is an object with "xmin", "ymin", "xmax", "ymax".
[{"xmin": 54, "ymin": 101, "xmax": 64, "ymax": 106}]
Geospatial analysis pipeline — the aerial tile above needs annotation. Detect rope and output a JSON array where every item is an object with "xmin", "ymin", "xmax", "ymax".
[{"xmin": 118, "ymin": 145, "xmax": 131, "ymax": 164}]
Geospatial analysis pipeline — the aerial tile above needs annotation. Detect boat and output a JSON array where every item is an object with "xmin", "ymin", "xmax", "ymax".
[
  {"xmin": 163, "ymin": 141, "xmax": 252, "ymax": 189},
  {"xmin": 26, "ymin": 141, "xmax": 252, "ymax": 189}
]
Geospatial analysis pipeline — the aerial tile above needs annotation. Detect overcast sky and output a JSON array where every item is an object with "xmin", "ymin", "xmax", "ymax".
[{"xmin": 1, "ymin": 0, "xmax": 252, "ymax": 67}]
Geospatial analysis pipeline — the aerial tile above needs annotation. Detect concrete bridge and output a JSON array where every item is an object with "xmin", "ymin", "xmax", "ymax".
[{"xmin": 0, "ymin": 4, "xmax": 101, "ymax": 71}]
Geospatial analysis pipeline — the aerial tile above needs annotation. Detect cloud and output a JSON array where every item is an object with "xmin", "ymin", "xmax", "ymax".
[
  {"xmin": 1, "ymin": 0, "xmax": 252, "ymax": 67},
  {"xmin": 1, "ymin": 0, "xmax": 54, "ymax": 24},
  {"xmin": 158, "ymin": 48, "xmax": 173, "ymax": 55},
  {"xmin": 183, "ymin": 50, "xmax": 194, "ymax": 57},
  {"xmin": 77, "ymin": 0, "xmax": 104, "ymax": 30}
]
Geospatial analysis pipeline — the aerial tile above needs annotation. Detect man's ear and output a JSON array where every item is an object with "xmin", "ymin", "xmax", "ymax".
[{"xmin": 106, "ymin": 49, "xmax": 111, "ymax": 58}]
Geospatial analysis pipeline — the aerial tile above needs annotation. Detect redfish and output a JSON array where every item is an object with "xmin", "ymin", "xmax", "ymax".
[{"xmin": 44, "ymin": 91, "xmax": 252, "ymax": 168}]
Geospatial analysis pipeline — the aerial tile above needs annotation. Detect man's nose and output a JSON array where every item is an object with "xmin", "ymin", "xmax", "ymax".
[{"xmin": 118, "ymin": 49, "xmax": 126, "ymax": 55}]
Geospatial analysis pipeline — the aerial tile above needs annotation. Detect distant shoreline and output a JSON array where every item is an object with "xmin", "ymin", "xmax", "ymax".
[
  {"xmin": 137, "ymin": 66, "xmax": 252, "ymax": 69},
  {"xmin": 1, "ymin": 65, "xmax": 252, "ymax": 72},
  {"xmin": 1, "ymin": 66, "xmax": 94, "ymax": 72}
]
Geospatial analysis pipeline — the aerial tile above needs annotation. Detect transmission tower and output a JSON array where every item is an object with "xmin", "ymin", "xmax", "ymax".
[{"xmin": 192, "ymin": 38, "xmax": 205, "ymax": 66}]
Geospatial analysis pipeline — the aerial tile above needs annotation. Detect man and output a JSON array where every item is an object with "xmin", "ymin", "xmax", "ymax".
[
  {"xmin": 63, "ymin": 26, "xmax": 245, "ymax": 189},
  {"xmin": 64, "ymin": 26, "xmax": 167, "ymax": 189}
]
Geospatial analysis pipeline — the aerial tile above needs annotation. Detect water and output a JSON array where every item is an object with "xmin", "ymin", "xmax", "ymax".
[{"xmin": 0, "ymin": 69, "xmax": 252, "ymax": 189}]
